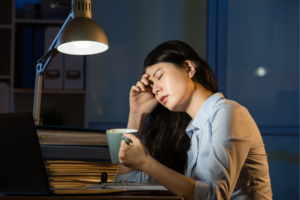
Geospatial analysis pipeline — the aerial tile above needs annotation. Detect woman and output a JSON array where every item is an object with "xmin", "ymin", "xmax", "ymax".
[{"xmin": 115, "ymin": 40, "xmax": 273, "ymax": 200}]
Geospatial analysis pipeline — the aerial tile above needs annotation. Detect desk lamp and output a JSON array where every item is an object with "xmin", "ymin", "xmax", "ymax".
[{"xmin": 33, "ymin": 0, "xmax": 108, "ymax": 125}]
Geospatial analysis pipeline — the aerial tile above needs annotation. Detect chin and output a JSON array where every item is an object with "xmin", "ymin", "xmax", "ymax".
[
  {"xmin": 166, "ymin": 98, "xmax": 188, "ymax": 112},
  {"xmin": 164, "ymin": 101, "xmax": 182, "ymax": 112},
  {"xmin": 168, "ymin": 106, "xmax": 183, "ymax": 112},
  {"xmin": 163, "ymin": 102, "xmax": 174, "ymax": 111}
]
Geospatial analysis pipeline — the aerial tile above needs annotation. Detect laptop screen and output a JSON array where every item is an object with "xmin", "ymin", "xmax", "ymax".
[{"xmin": 0, "ymin": 111, "xmax": 51, "ymax": 195}]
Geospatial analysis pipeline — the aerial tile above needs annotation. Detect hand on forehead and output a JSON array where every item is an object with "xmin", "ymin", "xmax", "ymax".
[
  {"xmin": 142, "ymin": 74, "xmax": 153, "ymax": 87},
  {"xmin": 145, "ymin": 63, "xmax": 166, "ymax": 81}
]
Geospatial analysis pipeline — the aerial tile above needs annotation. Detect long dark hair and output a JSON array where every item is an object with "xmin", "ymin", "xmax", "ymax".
[{"xmin": 143, "ymin": 40, "xmax": 219, "ymax": 174}]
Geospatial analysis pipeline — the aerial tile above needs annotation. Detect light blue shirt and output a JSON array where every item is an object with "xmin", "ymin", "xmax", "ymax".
[{"xmin": 115, "ymin": 92, "xmax": 273, "ymax": 200}]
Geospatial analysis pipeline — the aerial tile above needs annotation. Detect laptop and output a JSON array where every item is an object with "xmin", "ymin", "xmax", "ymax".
[
  {"xmin": 0, "ymin": 111, "xmax": 127, "ymax": 196},
  {"xmin": 0, "ymin": 111, "xmax": 51, "ymax": 195}
]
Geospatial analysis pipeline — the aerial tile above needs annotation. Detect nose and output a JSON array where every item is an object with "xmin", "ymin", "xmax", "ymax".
[{"xmin": 152, "ymin": 84, "xmax": 161, "ymax": 95}]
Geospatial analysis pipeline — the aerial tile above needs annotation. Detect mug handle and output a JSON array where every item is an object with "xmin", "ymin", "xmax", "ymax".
[{"xmin": 121, "ymin": 136, "xmax": 132, "ymax": 145}]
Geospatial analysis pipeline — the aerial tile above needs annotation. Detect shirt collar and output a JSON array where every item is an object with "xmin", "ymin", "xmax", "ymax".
[{"xmin": 185, "ymin": 92, "xmax": 225, "ymax": 138}]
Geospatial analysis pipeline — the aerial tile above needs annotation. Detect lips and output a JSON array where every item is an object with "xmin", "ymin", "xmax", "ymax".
[{"xmin": 159, "ymin": 95, "xmax": 168, "ymax": 104}]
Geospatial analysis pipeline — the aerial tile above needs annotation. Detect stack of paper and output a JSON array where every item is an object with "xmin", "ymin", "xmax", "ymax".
[
  {"xmin": 37, "ymin": 129, "xmax": 108, "ymax": 146},
  {"xmin": 46, "ymin": 160, "xmax": 119, "ymax": 189}
]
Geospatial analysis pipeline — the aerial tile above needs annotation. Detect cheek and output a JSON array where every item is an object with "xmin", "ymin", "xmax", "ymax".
[{"xmin": 164, "ymin": 74, "xmax": 191, "ymax": 104}]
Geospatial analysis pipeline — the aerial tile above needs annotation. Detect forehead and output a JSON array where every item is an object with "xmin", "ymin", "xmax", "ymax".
[{"xmin": 145, "ymin": 62, "xmax": 173, "ymax": 78}]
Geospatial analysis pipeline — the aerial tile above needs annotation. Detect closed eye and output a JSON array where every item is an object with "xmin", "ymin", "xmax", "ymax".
[{"xmin": 158, "ymin": 74, "xmax": 163, "ymax": 80}]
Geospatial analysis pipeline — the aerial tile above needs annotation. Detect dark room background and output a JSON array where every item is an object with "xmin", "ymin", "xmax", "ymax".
[{"xmin": 0, "ymin": 0, "xmax": 298, "ymax": 199}]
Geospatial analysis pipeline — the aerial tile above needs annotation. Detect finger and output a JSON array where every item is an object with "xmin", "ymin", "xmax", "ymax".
[
  {"xmin": 123, "ymin": 133, "xmax": 139, "ymax": 143},
  {"xmin": 121, "ymin": 140, "xmax": 128, "ymax": 148},
  {"xmin": 142, "ymin": 74, "xmax": 150, "ymax": 78},
  {"xmin": 118, "ymin": 148, "xmax": 124, "ymax": 158},
  {"xmin": 119, "ymin": 143, "xmax": 128, "ymax": 156},
  {"xmin": 120, "ymin": 140, "xmax": 125, "ymax": 151},
  {"xmin": 118, "ymin": 152, "xmax": 125, "ymax": 164},
  {"xmin": 140, "ymin": 78, "xmax": 149, "ymax": 85},
  {"xmin": 136, "ymin": 81, "xmax": 145, "ymax": 91},
  {"xmin": 131, "ymin": 85, "xmax": 140, "ymax": 92}
]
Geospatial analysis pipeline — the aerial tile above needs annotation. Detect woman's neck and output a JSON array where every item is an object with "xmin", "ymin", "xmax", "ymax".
[{"xmin": 185, "ymin": 83, "xmax": 213, "ymax": 119}]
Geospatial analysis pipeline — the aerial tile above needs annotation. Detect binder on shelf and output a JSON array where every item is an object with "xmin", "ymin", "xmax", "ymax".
[
  {"xmin": 64, "ymin": 55, "xmax": 84, "ymax": 90},
  {"xmin": 0, "ymin": 81, "xmax": 10, "ymax": 113},
  {"xmin": 0, "ymin": 29, "xmax": 11, "ymax": 76},
  {"xmin": 25, "ymin": 3, "xmax": 41, "ymax": 19},
  {"xmin": 43, "ymin": 27, "xmax": 63, "ymax": 90},
  {"xmin": 22, "ymin": 27, "xmax": 33, "ymax": 89},
  {"xmin": 21, "ymin": 27, "xmax": 44, "ymax": 89},
  {"xmin": 33, "ymin": 27, "xmax": 44, "ymax": 89},
  {"xmin": 14, "ymin": 27, "xmax": 23, "ymax": 88}
]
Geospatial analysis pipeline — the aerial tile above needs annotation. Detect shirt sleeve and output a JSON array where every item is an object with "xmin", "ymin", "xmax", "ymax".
[
  {"xmin": 194, "ymin": 104, "xmax": 253, "ymax": 200},
  {"xmin": 114, "ymin": 170, "xmax": 154, "ymax": 182}
]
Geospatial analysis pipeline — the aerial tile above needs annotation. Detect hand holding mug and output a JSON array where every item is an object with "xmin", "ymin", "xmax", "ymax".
[
  {"xmin": 118, "ymin": 133, "xmax": 150, "ymax": 171},
  {"xmin": 106, "ymin": 129, "xmax": 138, "ymax": 164}
]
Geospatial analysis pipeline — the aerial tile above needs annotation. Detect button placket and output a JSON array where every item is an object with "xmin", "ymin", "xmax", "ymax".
[{"xmin": 190, "ymin": 127, "xmax": 201, "ymax": 177}]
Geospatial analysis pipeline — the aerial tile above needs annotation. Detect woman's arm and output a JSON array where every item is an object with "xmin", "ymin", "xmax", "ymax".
[
  {"xmin": 142, "ymin": 156, "xmax": 196, "ymax": 200},
  {"xmin": 120, "ymin": 132, "xmax": 196, "ymax": 200},
  {"xmin": 118, "ymin": 113, "xmax": 147, "ymax": 175},
  {"xmin": 192, "ymin": 105, "xmax": 254, "ymax": 200}
]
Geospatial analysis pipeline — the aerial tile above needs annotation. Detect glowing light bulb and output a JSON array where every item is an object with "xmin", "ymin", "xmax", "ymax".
[
  {"xmin": 256, "ymin": 67, "xmax": 266, "ymax": 77},
  {"xmin": 73, "ymin": 41, "xmax": 92, "ymax": 48}
]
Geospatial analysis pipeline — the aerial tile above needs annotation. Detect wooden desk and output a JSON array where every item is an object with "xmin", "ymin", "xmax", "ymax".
[{"xmin": 0, "ymin": 195, "xmax": 184, "ymax": 200}]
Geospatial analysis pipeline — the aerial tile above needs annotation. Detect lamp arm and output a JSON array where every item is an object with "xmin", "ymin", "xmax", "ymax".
[
  {"xmin": 38, "ymin": 11, "xmax": 73, "ymax": 73},
  {"xmin": 33, "ymin": 11, "xmax": 73, "ymax": 125}
]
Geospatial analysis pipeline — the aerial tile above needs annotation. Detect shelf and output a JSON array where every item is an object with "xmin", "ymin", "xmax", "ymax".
[
  {"xmin": 14, "ymin": 89, "xmax": 85, "ymax": 94},
  {"xmin": 8, "ymin": 0, "xmax": 87, "ymax": 128},
  {"xmin": 14, "ymin": 90, "xmax": 85, "ymax": 128},
  {"xmin": 0, "ymin": 76, "xmax": 10, "ymax": 80},
  {"xmin": 0, "ymin": 25, "xmax": 11, "ymax": 29},
  {"xmin": 15, "ymin": 19, "xmax": 65, "ymax": 25}
]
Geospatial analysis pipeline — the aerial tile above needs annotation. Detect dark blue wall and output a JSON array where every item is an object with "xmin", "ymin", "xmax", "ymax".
[{"xmin": 263, "ymin": 134, "xmax": 299, "ymax": 200}]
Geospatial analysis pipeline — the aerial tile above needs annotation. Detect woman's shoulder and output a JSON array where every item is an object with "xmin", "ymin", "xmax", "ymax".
[
  {"xmin": 208, "ymin": 99, "xmax": 250, "ymax": 122},
  {"xmin": 213, "ymin": 98, "xmax": 244, "ymax": 111}
]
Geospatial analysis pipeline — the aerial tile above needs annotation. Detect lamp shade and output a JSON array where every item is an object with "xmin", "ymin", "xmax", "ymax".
[{"xmin": 57, "ymin": 17, "xmax": 109, "ymax": 55}]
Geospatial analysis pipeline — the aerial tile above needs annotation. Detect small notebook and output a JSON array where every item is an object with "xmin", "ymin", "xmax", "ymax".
[{"xmin": 86, "ymin": 179, "xmax": 168, "ymax": 191}]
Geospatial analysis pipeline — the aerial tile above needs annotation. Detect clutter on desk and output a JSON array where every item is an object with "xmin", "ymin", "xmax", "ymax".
[{"xmin": 46, "ymin": 160, "xmax": 119, "ymax": 189}]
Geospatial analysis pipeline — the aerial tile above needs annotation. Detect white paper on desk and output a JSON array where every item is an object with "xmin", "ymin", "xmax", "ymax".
[
  {"xmin": 85, "ymin": 184, "xmax": 106, "ymax": 189},
  {"xmin": 104, "ymin": 183, "xmax": 168, "ymax": 191}
]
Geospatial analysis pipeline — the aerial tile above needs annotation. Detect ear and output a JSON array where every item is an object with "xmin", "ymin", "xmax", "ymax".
[{"xmin": 183, "ymin": 60, "xmax": 197, "ymax": 78}]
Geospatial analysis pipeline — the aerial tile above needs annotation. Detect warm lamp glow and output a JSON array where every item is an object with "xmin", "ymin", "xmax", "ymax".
[
  {"xmin": 57, "ymin": 41, "xmax": 108, "ymax": 55},
  {"xmin": 73, "ymin": 41, "xmax": 92, "ymax": 48}
]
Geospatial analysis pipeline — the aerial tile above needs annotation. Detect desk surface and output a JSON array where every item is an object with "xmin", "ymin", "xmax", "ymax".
[{"xmin": 0, "ymin": 195, "xmax": 184, "ymax": 200}]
